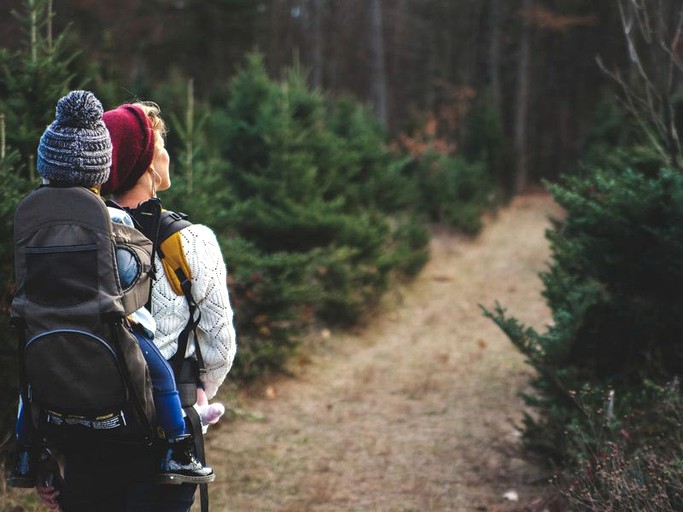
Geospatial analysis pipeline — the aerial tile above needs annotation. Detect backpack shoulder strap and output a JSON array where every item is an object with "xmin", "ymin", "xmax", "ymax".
[
  {"xmin": 158, "ymin": 210, "xmax": 209, "ymax": 512},
  {"xmin": 158, "ymin": 211, "xmax": 193, "ymax": 297},
  {"xmin": 156, "ymin": 211, "xmax": 205, "ymax": 374},
  {"xmin": 157, "ymin": 211, "xmax": 209, "ymax": 512}
]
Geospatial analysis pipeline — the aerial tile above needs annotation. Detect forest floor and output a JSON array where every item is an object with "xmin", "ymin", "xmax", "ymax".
[{"xmin": 206, "ymin": 191, "xmax": 567, "ymax": 512}]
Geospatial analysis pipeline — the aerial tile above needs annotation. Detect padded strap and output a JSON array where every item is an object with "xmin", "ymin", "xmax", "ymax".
[
  {"xmin": 168, "ymin": 265, "xmax": 204, "ymax": 374},
  {"xmin": 117, "ymin": 198, "xmax": 163, "ymax": 304},
  {"xmin": 13, "ymin": 318, "xmax": 33, "ymax": 441},
  {"xmin": 159, "ymin": 224, "xmax": 205, "ymax": 377},
  {"xmin": 185, "ymin": 406, "xmax": 209, "ymax": 512},
  {"xmin": 159, "ymin": 234, "xmax": 192, "ymax": 297}
]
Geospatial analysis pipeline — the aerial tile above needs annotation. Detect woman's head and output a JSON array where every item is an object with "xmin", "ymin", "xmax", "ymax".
[
  {"xmin": 101, "ymin": 101, "xmax": 170, "ymax": 197},
  {"xmin": 131, "ymin": 101, "xmax": 167, "ymax": 150}
]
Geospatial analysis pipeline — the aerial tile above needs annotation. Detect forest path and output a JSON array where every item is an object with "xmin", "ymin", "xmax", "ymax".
[{"xmin": 206, "ymin": 192, "xmax": 563, "ymax": 512}]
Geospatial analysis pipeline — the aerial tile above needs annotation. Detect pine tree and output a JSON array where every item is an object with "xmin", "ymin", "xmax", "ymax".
[
  {"xmin": 191, "ymin": 54, "xmax": 430, "ymax": 379},
  {"xmin": 0, "ymin": 0, "xmax": 85, "ymax": 179}
]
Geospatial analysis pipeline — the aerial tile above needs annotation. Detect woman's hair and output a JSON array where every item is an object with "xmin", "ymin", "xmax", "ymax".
[{"xmin": 132, "ymin": 101, "xmax": 167, "ymax": 150}]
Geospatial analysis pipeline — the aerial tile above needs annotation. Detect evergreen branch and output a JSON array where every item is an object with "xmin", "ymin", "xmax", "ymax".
[{"xmin": 480, "ymin": 303, "xmax": 590, "ymax": 420}]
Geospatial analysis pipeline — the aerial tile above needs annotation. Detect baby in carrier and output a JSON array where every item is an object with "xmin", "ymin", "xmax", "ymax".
[{"xmin": 9, "ymin": 90, "xmax": 223, "ymax": 488}]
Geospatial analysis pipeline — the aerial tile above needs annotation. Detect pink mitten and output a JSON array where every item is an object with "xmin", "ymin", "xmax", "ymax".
[{"xmin": 199, "ymin": 403, "xmax": 225, "ymax": 425}]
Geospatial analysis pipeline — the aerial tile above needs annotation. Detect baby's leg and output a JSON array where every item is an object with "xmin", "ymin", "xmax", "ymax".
[{"xmin": 131, "ymin": 330, "xmax": 185, "ymax": 438}]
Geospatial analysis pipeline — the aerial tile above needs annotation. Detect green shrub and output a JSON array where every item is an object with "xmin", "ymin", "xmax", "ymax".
[
  {"xmin": 461, "ymin": 94, "xmax": 509, "ymax": 197},
  {"xmin": 324, "ymin": 95, "xmax": 418, "ymax": 214},
  {"xmin": 388, "ymin": 215, "xmax": 431, "ymax": 278},
  {"xmin": 405, "ymin": 150, "xmax": 492, "ymax": 235},
  {"xmin": 163, "ymin": 54, "xmax": 431, "ymax": 379},
  {"xmin": 484, "ymin": 166, "xmax": 683, "ymax": 465},
  {"xmin": 578, "ymin": 97, "xmax": 664, "ymax": 177},
  {"xmin": 0, "ymin": 1, "xmax": 86, "ymax": 180},
  {"xmin": 223, "ymin": 237, "xmax": 317, "ymax": 381}
]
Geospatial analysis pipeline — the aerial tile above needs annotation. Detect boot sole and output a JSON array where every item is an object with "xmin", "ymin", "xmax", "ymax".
[
  {"xmin": 155, "ymin": 472, "xmax": 216, "ymax": 485},
  {"xmin": 7, "ymin": 476, "xmax": 36, "ymax": 488}
]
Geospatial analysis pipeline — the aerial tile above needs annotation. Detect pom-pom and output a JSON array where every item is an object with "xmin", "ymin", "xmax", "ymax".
[{"xmin": 55, "ymin": 90, "xmax": 104, "ymax": 129}]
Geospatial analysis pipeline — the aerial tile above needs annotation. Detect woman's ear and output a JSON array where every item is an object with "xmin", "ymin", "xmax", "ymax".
[
  {"xmin": 146, "ymin": 167, "xmax": 160, "ymax": 197},
  {"xmin": 150, "ymin": 167, "xmax": 162, "ymax": 186}
]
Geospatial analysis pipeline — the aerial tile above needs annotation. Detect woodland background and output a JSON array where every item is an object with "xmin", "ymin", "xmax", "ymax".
[
  {"xmin": 0, "ymin": 0, "xmax": 626, "ymax": 192},
  {"xmin": 2, "ymin": 1, "xmax": 683, "ymax": 510}
]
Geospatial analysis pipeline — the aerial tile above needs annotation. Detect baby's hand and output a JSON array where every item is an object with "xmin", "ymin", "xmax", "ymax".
[
  {"xmin": 199, "ymin": 403, "xmax": 225, "ymax": 425},
  {"xmin": 36, "ymin": 480, "xmax": 61, "ymax": 510},
  {"xmin": 194, "ymin": 386, "xmax": 225, "ymax": 430}
]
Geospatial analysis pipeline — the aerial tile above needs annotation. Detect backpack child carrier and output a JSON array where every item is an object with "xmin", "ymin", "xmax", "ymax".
[{"xmin": 11, "ymin": 186, "xmax": 157, "ymax": 449}]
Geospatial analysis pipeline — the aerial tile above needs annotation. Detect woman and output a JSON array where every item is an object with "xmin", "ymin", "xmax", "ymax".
[
  {"xmin": 102, "ymin": 101, "xmax": 236, "ymax": 404},
  {"xmin": 39, "ymin": 100, "xmax": 237, "ymax": 511}
]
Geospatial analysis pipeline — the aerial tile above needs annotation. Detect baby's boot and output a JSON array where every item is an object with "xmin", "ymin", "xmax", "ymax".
[
  {"xmin": 8, "ymin": 448, "xmax": 35, "ymax": 488},
  {"xmin": 157, "ymin": 434, "xmax": 215, "ymax": 485}
]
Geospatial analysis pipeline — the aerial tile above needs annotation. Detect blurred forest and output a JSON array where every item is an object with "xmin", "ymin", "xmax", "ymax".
[
  {"xmin": 5, "ymin": 2, "xmax": 683, "ymax": 508},
  {"xmin": 1, "ymin": 0, "xmax": 625, "ymax": 193}
]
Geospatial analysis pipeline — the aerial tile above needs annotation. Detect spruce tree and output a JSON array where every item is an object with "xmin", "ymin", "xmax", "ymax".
[
  {"xmin": 486, "ymin": 165, "xmax": 683, "ymax": 462},
  {"xmin": 0, "ymin": 0, "xmax": 84, "ymax": 179},
  {"xmin": 193, "ymin": 54, "xmax": 430, "ymax": 379}
]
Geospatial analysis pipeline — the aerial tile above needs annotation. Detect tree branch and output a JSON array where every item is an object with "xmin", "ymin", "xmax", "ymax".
[{"xmin": 603, "ymin": 0, "xmax": 683, "ymax": 169}]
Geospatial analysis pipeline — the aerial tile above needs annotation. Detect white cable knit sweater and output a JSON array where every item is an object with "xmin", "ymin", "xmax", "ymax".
[{"xmin": 150, "ymin": 223, "xmax": 236, "ymax": 400}]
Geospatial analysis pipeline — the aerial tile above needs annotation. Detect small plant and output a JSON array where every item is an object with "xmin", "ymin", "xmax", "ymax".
[{"xmin": 558, "ymin": 382, "xmax": 683, "ymax": 511}]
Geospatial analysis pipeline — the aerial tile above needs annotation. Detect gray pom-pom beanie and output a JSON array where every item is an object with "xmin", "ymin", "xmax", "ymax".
[{"xmin": 37, "ymin": 90, "xmax": 112, "ymax": 187}]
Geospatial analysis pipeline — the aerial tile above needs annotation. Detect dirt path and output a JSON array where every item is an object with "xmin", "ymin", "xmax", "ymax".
[{"xmin": 206, "ymin": 193, "xmax": 563, "ymax": 512}]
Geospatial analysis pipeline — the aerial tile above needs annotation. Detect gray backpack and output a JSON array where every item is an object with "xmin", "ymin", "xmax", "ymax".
[{"xmin": 11, "ymin": 186, "xmax": 157, "ymax": 449}]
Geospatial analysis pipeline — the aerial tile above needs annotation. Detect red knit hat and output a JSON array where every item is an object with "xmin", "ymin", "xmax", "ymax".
[{"xmin": 101, "ymin": 104, "xmax": 155, "ymax": 195}]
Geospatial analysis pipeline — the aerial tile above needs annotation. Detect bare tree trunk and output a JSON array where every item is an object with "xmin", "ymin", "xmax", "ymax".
[
  {"xmin": 47, "ymin": 0, "xmax": 53, "ymax": 52},
  {"xmin": 514, "ymin": 0, "xmax": 532, "ymax": 194},
  {"xmin": 425, "ymin": 27, "xmax": 436, "ymax": 113},
  {"xmin": 0, "ymin": 113, "xmax": 5, "ymax": 161},
  {"xmin": 488, "ymin": 0, "xmax": 502, "ymax": 114},
  {"xmin": 29, "ymin": 0, "xmax": 37, "ymax": 64},
  {"xmin": 309, "ymin": 0, "xmax": 323, "ymax": 89},
  {"xmin": 661, "ymin": 0, "xmax": 683, "ymax": 169},
  {"xmin": 370, "ymin": 0, "xmax": 388, "ymax": 129},
  {"xmin": 185, "ymin": 78, "xmax": 194, "ymax": 194},
  {"xmin": 390, "ymin": 0, "xmax": 408, "ymax": 120}
]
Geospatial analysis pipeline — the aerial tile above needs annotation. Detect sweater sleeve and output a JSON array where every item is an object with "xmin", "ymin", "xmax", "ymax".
[{"xmin": 181, "ymin": 224, "xmax": 237, "ymax": 399}]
